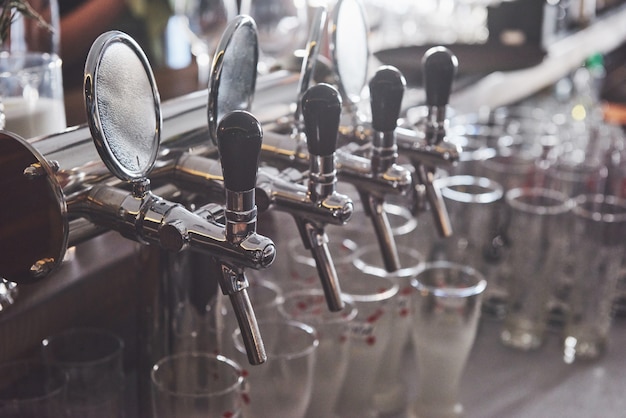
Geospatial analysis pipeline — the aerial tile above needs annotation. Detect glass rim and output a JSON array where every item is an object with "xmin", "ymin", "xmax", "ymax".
[
  {"xmin": 435, "ymin": 175, "xmax": 504, "ymax": 204},
  {"xmin": 41, "ymin": 327, "xmax": 124, "ymax": 368},
  {"xmin": 412, "ymin": 261, "xmax": 487, "ymax": 297},
  {"xmin": 352, "ymin": 243, "xmax": 423, "ymax": 279},
  {"xmin": 340, "ymin": 273, "xmax": 399, "ymax": 302},
  {"xmin": 277, "ymin": 288, "xmax": 358, "ymax": 325},
  {"xmin": 0, "ymin": 359, "xmax": 67, "ymax": 403},
  {"xmin": 0, "ymin": 51, "xmax": 63, "ymax": 74},
  {"xmin": 233, "ymin": 319, "xmax": 319, "ymax": 361},
  {"xmin": 151, "ymin": 352, "xmax": 244, "ymax": 398},
  {"xmin": 573, "ymin": 193, "xmax": 626, "ymax": 223},
  {"xmin": 505, "ymin": 187, "xmax": 573, "ymax": 215},
  {"xmin": 382, "ymin": 202, "xmax": 418, "ymax": 236}
]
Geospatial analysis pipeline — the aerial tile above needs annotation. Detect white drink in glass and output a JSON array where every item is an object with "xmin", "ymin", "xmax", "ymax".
[{"xmin": 4, "ymin": 96, "xmax": 66, "ymax": 138}]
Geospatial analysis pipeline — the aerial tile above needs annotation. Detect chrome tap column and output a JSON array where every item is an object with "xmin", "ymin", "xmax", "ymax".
[
  {"xmin": 411, "ymin": 46, "xmax": 459, "ymax": 237},
  {"xmin": 256, "ymin": 84, "xmax": 354, "ymax": 312}
]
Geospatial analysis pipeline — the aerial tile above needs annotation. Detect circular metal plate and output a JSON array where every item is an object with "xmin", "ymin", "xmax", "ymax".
[
  {"xmin": 330, "ymin": 0, "xmax": 369, "ymax": 106},
  {"xmin": 0, "ymin": 131, "xmax": 67, "ymax": 284},
  {"xmin": 208, "ymin": 15, "xmax": 258, "ymax": 144},
  {"xmin": 84, "ymin": 31, "xmax": 161, "ymax": 181},
  {"xmin": 295, "ymin": 6, "xmax": 328, "ymax": 122}
]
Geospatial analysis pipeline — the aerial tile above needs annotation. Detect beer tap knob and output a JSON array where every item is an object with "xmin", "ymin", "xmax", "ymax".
[
  {"xmin": 216, "ymin": 110, "xmax": 268, "ymax": 365},
  {"xmin": 369, "ymin": 65, "xmax": 405, "ymax": 175},
  {"xmin": 414, "ymin": 46, "xmax": 458, "ymax": 238},
  {"xmin": 423, "ymin": 46, "xmax": 457, "ymax": 145},
  {"xmin": 299, "ymin": 83, "xmax": 346, "ymax": 312}
]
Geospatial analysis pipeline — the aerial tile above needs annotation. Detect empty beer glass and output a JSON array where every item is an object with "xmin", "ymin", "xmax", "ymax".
[
  {"xmin": 232, "ymin": 320, "xmax": 319, "ymax": 418},
  {"xmin": 279, "ymin": 289, "xmax": 357, "ymax": 418},
  {"xmin": 409, "ymin": 261, "xmax": 486, "ymax": 418},
  {"xmin": 151, "ymin": 352, "xmax": 245, "ymax": 418}
]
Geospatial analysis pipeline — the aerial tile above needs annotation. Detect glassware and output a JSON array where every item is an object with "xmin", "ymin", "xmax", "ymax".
[
  {"xmin": 500, "ymin": 188, "xmax": 573, "ymax": 350},
  {"xmin": 0, "ymin": 0, "xmax": 66, "ymax": 137},
  {"xmin": 563, "ymin": 194, "xmax": 626, "ymax": 363},
  {"xmin": 409, "ymin": 261, "xmax": 486, "ymax": 418},
  {"xmin": 279, "ymin": 289, "xmax": 357, "ymax": 418},
  {"xmin": 241, "ymin": 0, "xmax": 308, "ymax": 73},
  {"xmin": 232, "ymin": 319, "xmax": 319, "ymax": 418},
  {"xmin": 431, "ymin": 175, "xmax": 506, "ymax": 316},
  {"xmin": 182, "ymin": 0, "xmax": 239, "ymax": 87},
  {"xmin": 352, "ymin": 243, "xmax": 423, "ymax": 416},
  {"xmin": 41, "ymin": 328, "xmax": 125, "ymax": 418},
  {"xmin": 335, "ymin": 271, "xmax": 399, "ymax": 418},
  {"xmin": 0, "ymin": 359, "xmax": 67, "ymax": 418},
  {"xmin": 151, "ymin": 352, "xmax": 246, "ymax": 418}
]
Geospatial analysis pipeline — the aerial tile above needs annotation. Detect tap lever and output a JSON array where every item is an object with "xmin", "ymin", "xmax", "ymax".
[
  {"xmin": 217, "ymin": 110, "xmax": 263, "ymax": 241},
  {"xmin": 415, "ymin": 46, "xmax": 457, "ymax": 238},
  {"xmin": 369, "ymin": 66, "xmax": 406, "ymax": 134},
  {"xmin": 369, "ymin": 65, "xmax": 405, "ymax": 174},
  {"xmin": 300, "ymin": 83, "xmax": 345, "ymax": 311},
  {"xmin": 217, "ymin": 110, "xmax": 262, "ymax": 194},
  {"xmin": 422, "ymin": 46, "xmax": 458, "ymax": 144},
  {"xmin": 302, "ymin": 83, "xmax": 342, "ymax": 158},
  {"xmin": 216, "ymin": 110, "xmax": 269, "ymax": 364},
  {"xmin": 302, "ymin": 83, "xmax": 342, "ymax": 201}
]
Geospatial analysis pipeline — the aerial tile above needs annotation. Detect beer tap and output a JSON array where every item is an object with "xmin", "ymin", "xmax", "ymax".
[
  {"xmin": 354, "ymin": 66, "xmax": 409, "ymax": 272},
  {"xmin": 214, "ymin": 110, "xmax": 273, "ymax": 365},
  {"xmin": 409, "ymin": 46, "xmax": 458, "ymax": 237},
  {"xmin": 79, "ymin": 31, "xmax": 273, "ymax": 365},
  {"xmin": 256, "ymin": 85, "xmax": 355, "ymax": 311},
  {"xmin": 273, "ymin": 83, "xmax": 352, "ymax": 311}
]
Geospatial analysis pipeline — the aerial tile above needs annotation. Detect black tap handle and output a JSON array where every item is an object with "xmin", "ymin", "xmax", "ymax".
[
  {"xmin": 217, "ymin": 110, "xmax": 263, "ymax": 192},
  {"xmin": 302, "ymin": 83, "xmax": 342, "ymax": 157},
  {"xmin": 422, "ymin": 46, "xmax": 458, "ymax": 107},
  {"xmin": 369, "ymin": 66, "xmax": 406, "ymax": 132}
]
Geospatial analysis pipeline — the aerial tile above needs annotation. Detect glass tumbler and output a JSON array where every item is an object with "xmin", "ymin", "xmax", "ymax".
[
  {"xmin": 409, "ymin": 261, "xmax": 487, "ymax": 418},
  {"xmin": 500, "ymin": 187, "xmax": 573, "ymax": 350},
  {"xmin": 151, "ymin": 352, "xmax": 245, "ymax": 418},
  {"xmin": 563, "ymin": 194, "xmax": 626, "ymax": 363},
  {"xmin": 0, "ymin": 359, "xmax": 67, "ymax": 418},
  {"xmin": 279, "ymin": 289, "xmax": 357, "ymax": 418},
  {"xmin": 335, "ymin": 270, "xmax": 399, "ymax": 418},
  {"xmin": 232, "ymin": 319, "xmax": 319, "ymax": 418},
  {"xmin": 41, "ymin": 327, "xmax": 125, "ymax": 418},
  {"xmin": 352, "ymin": 243, "xmax": 424, "ymax": 415}
]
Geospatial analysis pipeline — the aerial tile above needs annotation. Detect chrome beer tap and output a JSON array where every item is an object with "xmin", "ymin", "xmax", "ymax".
[
  {"xmin": 407, "ymin": 46, "xmax": 458, "ymax": 237},
  {"xmin": 259, "ymin": 0, "xmax": 412, "ymax": 272},
  {"xmin": 79, "ymin": 31, "xmax": 274, "ymax": 365},
  {"xmin": 258, "ymin": 83, "xmax": 354, "ymax": 311},
  {"xmin": 353, "ymin": 66, "xmax": 412, "ymax": 272}
]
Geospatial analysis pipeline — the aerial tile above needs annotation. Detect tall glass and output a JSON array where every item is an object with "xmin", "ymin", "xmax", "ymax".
[
  {"xmin": 241, "ymin": 0, "xmax": 308, "ymax": 73},
  {"xmin": 0, "ymin": 359, "xmax": 67, "ymax": 418},
  {"xmin": 352, "ymin": 243, "xmax": 423, "ymax": 415},
  {"xmin": 409, "ymin": 261, "xmax": 486, "ymax": 418},
  {"xmin": 151, "ymin": 352, "xmax": 245, "ymax": 418},
  {"xmin": 335, "ymin": 271, "xmax": 399, "ymax": 418},
  {"xmin": 232, "ymin": 320, "xmax": 319, "ymax": 418},
  {"xmin": 500, "ymin": 187, "xmax": 573, "ymax": 350},
  {"xmin": 563, "ymin": 194, "xmax": 626, "ymax": 362},
  {"xmin": 182, "ymin": 0, "xmax": 238, "ymax": 87},
  {"xmin": 279, "ymin": 289, "xmax": 357, "ymax": 418},
  {"xmin": 0, "ymin": 0, "xmax": 66, "ymax": 137},
  {"xmin": 41, "ymin": 327, "xmax": 125, "ymax": 418},
  {"xmin": 432, "ymin": 175, "xmax": 506, "ymax": 315}
]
